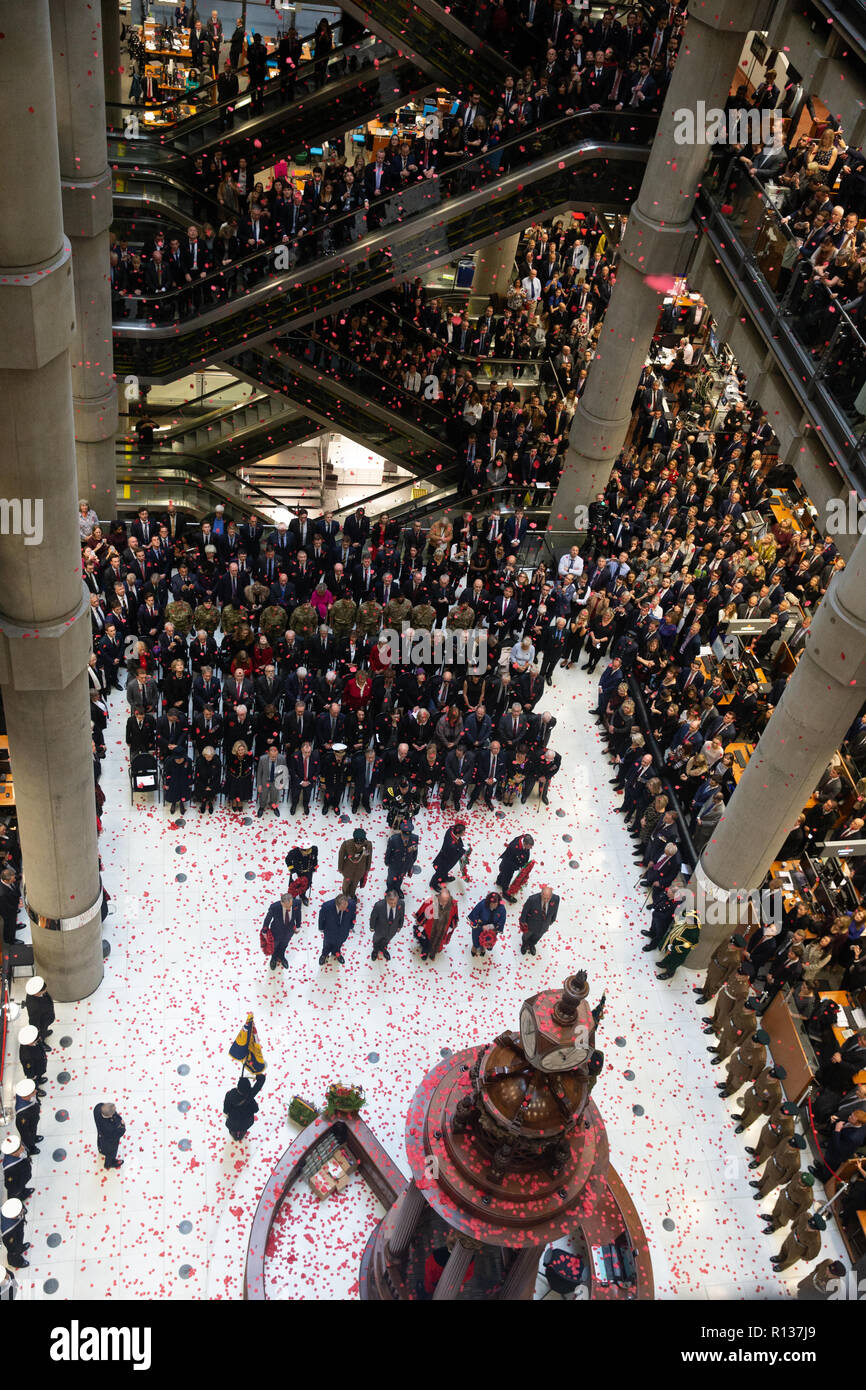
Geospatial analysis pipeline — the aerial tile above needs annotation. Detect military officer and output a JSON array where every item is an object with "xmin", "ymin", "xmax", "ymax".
[
  {"xmin": 384, "ymin": 818, "xmax": 418, "ymax": 896},
  {"xmin": 730, "ymin": 1061, "xmax": 787, "ymax": 1129},
  {"xmin": 797, "ymin": 1257, "xmax": 846, "ymax": 1299},
  {"xmin": 14, "ymin": 1078, "xmax": 42, "ymax": 1155},
  {"xmin": 694, "ymin": 932, "xmax": 747, "ymax": 1003},
  {"xmin": 24, "ymin": 976, "xmax": 55, "ymax": 1048},
  {"xmin": 285, "ymin": 844, "xmax": 318, "ymax": 903},
  {"xmin": 750, "ymin": 1133, "xmax": 807, "ymax": 1198},
  {"xmin": 761, "ymin": 1171, "xmax": 815, "ymax": 1234},
  {"xmin": 338, "ymin": 828, "xmax": 372, "ymax": 898},
  {"xmin": 702, "ymin": 970, "xmax": 751, "ymax": 1038},
  {"xmin": 1, "ymin": 1197, "xmax": 29, "ymax": 1268},
  {"xmin": 18, "ymin": 1026, "xmax": 47, "ymax": 1096},
  {"xmin": 717, "ymin": 1027, "xmax": 770, "ymax": 1098},
  {"xmin": 746, "ymin": 1101, "xmax": 798, "ymax": 1168},
  {"xmin": 771, "ymin": 1211, "xmax": 826, "ymax": 1272},
  {"xmin": 708, "ymin": 1000, "xmax": 757, "ymax": 1064},
  {"xmin": 1, "ymin": 1137, "xmax": 32, "ymax": 1201}
]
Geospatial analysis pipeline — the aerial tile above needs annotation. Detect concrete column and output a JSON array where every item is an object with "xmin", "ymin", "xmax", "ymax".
[
  {"xmin": 386, "ymin": 1180, "xmax": 428, "ymax": 1259},
  {"xmin": 431, "ymin": 1238, "xmax": 475, "ymax": 1300},
  {"xmin": 100, "ymin": 0, "xmax": 123, "ymax": 109},
  {"xmin": 689, "ymin": 531, "xmax": 866, "ymax": 967},
  {"xmin": 473, "ymin": 233, "xmax": 520, "ymax": 300},
  {"xmin": 551, "ymin": 0, "xmax": 776, "ymax": 528},
  {"xmin": 498, "ymin": 1244, "xmax": 540, "ymax": 1299},
  {"xmin": 52, "ymin": 0, "xmax": 118, "ymax": 518},
  {"xmin": 0, "ymin": 0, "xmax": 104, "ymax": 1001}
]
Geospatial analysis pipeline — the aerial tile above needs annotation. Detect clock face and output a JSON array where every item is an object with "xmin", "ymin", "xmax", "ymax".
[
  {"xmin": 538, "ymin": 1041, "xmax": 590, "ymax": 1073},
  {"xmin": 519, "ymin": 1003, "xmax": 538, "ymax": 1058}
]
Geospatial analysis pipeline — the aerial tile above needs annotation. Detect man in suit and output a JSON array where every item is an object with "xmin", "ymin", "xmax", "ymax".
[
  {"xmin": 255, "ymin": 745, "xmax": 288, "ymax": 818},
  {"xmin": 290, "ymin": 741, "xmax": 320, "ymax": 815},
  {"xmin": 468, "ymin": 740, "xmax": 507, "ymax": 809},
  {"xmin": 363, "ymin": 151, "xmax": 395, "ymax": 231},
  {"xmin": 369, "ymin": 889, "xmax": 405, "ymax": 962},
  {"xmin": 262, "ymin": 894, "xmax": 301, "ymax": 971},
  {"xmin": 520, "ymin": 884, "xmax": 559, "ymax": 955},
  {"xmin": 642, "ymin": 843, "xmax": 682, "ymax": 890},
  {"xmin": 351, "ymin": 747, "xmax": 381, "ymax": 813},
  {"xmin": 318, "ymin": 893, "xmax": 357, "ymax": 965}
]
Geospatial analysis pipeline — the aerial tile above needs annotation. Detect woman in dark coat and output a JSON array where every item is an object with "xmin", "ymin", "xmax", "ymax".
[
  {"xmin": 164, "ymin": 751, "xmax": 192, "ymax": 815},
  {"xmin": 226, "ymin": 739, "xmax": 254, "ymax": 811},
  {"xmin": 223, "ymin": 1074, "xmax": 265, "ymax": 1141}
]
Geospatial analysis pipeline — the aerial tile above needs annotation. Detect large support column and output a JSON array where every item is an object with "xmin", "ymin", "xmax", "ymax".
[
  {"xmin": 100, "ymin": 0, "xmax": 123, "ymax": 109},
  {"xmin": 431, "ymin": 1237, "xmax": 476, "ymax": 1301},
  {"xmin": 551, "ymin": 0, "xmax": 775, "ymax": 526},
  {"xmin": 386, "ymin": 1180, "xmax": 428, "ymax": 1258},
  {"xmin": 0, "ymin": 0, "xmax": 104, "ymax": 1001},
  {"xmin": 498, "ymin": 1244, "xmax": 540, "ymax": 1300},
  {"xmin": 473, "ymin": 233, "xmax": 520, "ymax": 300},
  {"xmin": 689, "ymin": 533, "xmax": 866, "ymax": 967},
  {"xmin": 52, "ymin": 0, "xmax": 118, "ymax": 516}
]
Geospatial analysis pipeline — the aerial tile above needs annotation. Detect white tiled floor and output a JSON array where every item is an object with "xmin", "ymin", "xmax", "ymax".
[{"xmin": 1, "ymin": 657, "xmax": 848, "ymax": 1299}]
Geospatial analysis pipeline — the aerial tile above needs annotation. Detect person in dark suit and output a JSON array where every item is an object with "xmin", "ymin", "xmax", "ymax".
[
  {"xmin": 363, "ymin": 151, "xmax": 395, "ymax": 231},
  {"xmin": 318, "ymin": 893, "xmax": 357, "ymax": 965},
  {"xmin": 369, "ymin": 889, "xmax": 405, "ymax": 961},
  {"xmin": 468, "ymin": 740, "xmax": 507, "ymax": 808},
  {"xmin": 290, "ymin": 741, "xmax": 320, "ymax": 814},
  {"xmin": 496, "ymin": 833, "xmax": 534, "ymax": 902},
  {"xmin": 93, "ymin": 1102, "xmax": 125, "ymax": 1170},
  {"xmin": 223, "ymin": 1074, "xmax": 265, "ymax": 1141},
  {"xmin": 520, "ymin": 885, "xmax": 560, "ymax": 955},
  {"xmin": 351, "ymin": 747, "xmax": 381, "ymax": 813},
  {"xmin": 246, "ymin": 32, "xmax": 267, "ymax": 114},
  {"xmin": 384, "ymin": 819, "xmax": 419, "ymax": 895},
  {"xmin": 262, "ymin": 893, "xmax": 301, "ymax": 971},
  {"xmin": 641, "ymin": 843, "xmax": 681, "ymax": 889}
]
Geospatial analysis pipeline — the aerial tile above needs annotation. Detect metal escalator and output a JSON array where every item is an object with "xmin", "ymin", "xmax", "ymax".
[
  {"xmin": 113, "ymin": 110, "xmax": 653, "ymax": 382},
  {"xmin": 231, "ymin": 344, "xmax": 457, "ymax": 480},
  {"xmin": 339, "ymin": 0, "xmax": 519, "ymax": 92},
  {"xmin": 132, "ymin": 388, "xmax": 322, "ymax": 459},
  {"xmin": 108, "ymin": 36, "xmax": 422, "ymax": 168}
]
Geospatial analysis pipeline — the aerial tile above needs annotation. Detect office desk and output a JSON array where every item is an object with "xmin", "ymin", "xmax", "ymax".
[{"xmin": 727, "ymin": 741, "xmax": 754, "ymax": 783}]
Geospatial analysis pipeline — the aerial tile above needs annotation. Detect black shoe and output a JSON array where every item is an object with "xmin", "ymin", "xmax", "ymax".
[
  {"xmin": 710, "ymin": 1058, "xmax": 723, "ymax": 1066},
  {"xmin": 335, "ymin": 952, "xmax": 345, "ymax": 964},
  {"xmin": 170, "ymin": 804, "xmax": 177, "ymax": 815},
  {"xmin": 256, "ymin": 809, "xmax": 264, "ymax": 818},
  {"xmin": 733, "ymin": 1125, "xmax": 745, "ymax": 1135},
  {"xmin": 272, "ymin": 806, "xmax": 280, "ymax": 817},
  {"xmin": 743, "ymin": 1146, "xmax": 756, "ymax": 1155},
  {"xmin": 640, "ymin": 930, "xmax": 653, "ymax": 938},
  {"xmin": 657, "ymin": 972, "xmax": 673, "ymax": 980},
  {"xmin": 706, "ymin": 1047, "xmax": 718, "ymax": 1054},
  {"xmin": 12, "ymin": 1259, "xmax": 29, "ymax": 1268},
  {"xmin": 748, "ymin": 1159, "xmax": 760, "ymax": 1169},
  {"xmin": 701, "ymin": 1017, "xmax": 713, "ymax": 1026},
  {"xmin": 749, "ymin": 1181, "xmax": 760, "ymax": 1189},
  {"xmin": 318, "ymin": 953, "xmax": 328, "ymax": 965},
  {"xmin": 383, "ymin": 949, "xmax": 391, "ymax": 961},
  {"xmin": 371, "ymin": 950, "xmax": 378, "ymax": 961},
  {"xmin": 641, "ymin": 945, "xmax": 655, "ymax": 953},
  {"xmin": 702, "ymin": 1027, "xmax": 715, "ymax": 1035}
]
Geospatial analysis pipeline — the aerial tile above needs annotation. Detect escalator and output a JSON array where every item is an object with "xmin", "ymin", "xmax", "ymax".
[
  {"xmin": 113, "ymin": 110, "xmax": 653, "ymax": 382},
  {"xmin": 125, "ymin": 387, "xmax": 322, "ymax": 460},
  {"xmin": 339, "ymin": 0, "xmax": 519, "ymax": 93},
  {"xmin": 231, "ymin": 343, "xmax": 457, "ymax": 481}
]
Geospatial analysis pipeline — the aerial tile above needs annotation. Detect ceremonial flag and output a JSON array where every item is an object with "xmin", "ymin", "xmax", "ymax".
[{"xmin": 229, "ymin": 1012, "xmax": 266, "ymax": 1074}]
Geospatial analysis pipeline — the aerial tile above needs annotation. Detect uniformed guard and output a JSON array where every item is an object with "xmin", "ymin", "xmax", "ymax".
[
  {"xmin": 1, "ymin": 1136, "xmax": 32, "ymax": 1202},
  {"xmin": 746, "ymin": 1101, "xmax": 797, "ymax": 1168},
  {"xmin": 750, "ymin": 1133, "xmax": 807, "ymax": 1198},
  {"xmin": 14, "ymin": 1079, "xmax": 42, "ymax": 1156},
  {"xmin": 797, "ymin": 1257, "xmax": 846, "ymax": 1299},
  {"xmin": 338, "ymin": 828, "xmax": 372, "ymax": 899},
  {"xmin": 730, "ymin": 1062, "xmax": 787, "ymax": 1129},
  {"xmin": 18, "ymin": 1026, "xmax": 47, "ymax": 1096},
  {"xmin": 702, "ymin": 970, "xmax": 751, "ymax": 1038},
  {"xmin": 24, "ymin": 976, "xmax": 55, "ymax": 1048},
  {"xmin": 761, "ymin": 1171, "xmax": 815, "ymax": 1234},
  {"xmin": 694, "ymin": 932, "xmax": 747, "ymax": 1003},
  {"xmin": 718, "ymin": 1028, "xmax": 770, "ymax": 1098},
  {"xmin": 709, "ymin": 1000, "xmax": 757, "ymax": 1065},
  {"xmin": 771, "ymin": 1211, "xmax": 826, "ymax": 1272},
  {"xmin": 1, "ymin": 1197, "xmax": 29, "ymax": 1268},
  {"xmin": 384, "ymin": 819, "xmax": 419, "ymax": 896},
  {"xmin": 285, "ymin": 844, "xmax": 318, "ymax": 903}
]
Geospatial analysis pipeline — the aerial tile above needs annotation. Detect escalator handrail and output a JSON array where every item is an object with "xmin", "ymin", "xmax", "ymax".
[
  {"xmin": 112, "ymin": 108, "xmax": 655, "ymax": 322},
  {"xmin": 276, "ymin": 331, "xmax": 452, "ymax": 431},
  {"xmin": 115, "ymin": 445, "xmax": 289, "ymax": 511}
]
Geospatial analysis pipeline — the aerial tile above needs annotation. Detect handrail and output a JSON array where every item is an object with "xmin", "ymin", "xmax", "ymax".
[
  {"xmin": 115, "ymin": 445, "xmax": 287, "ymax": 510},
  {"xmin": 368, "ymin": 296, "xmax": 541, "ymax": 375},
  {"xmin": 112, "ymin": 109, "xmax": 655, "ymax": 321}
]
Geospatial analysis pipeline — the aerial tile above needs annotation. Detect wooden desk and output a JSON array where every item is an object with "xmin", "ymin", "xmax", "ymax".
[
  {"xmin": 727, "ymin": 741, "xmax": 754, "ymax": 783},
  {"xmin": 770, "ymin": 501, "xmax": 802, "ymax": 533},
  {"xmin": 764, "ymin": 990, "xmax": 816, "ymax": 1102}
]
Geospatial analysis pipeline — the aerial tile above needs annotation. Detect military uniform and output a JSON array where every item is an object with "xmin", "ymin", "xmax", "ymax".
[
  {"xmin": 751, "ymin": 1106, "xmax": 796, "ymax": 1167},
  {"xmin": 720, "ymin": 1035, "xmax": 768, "ymax": 1098},
  {"xmin": 386, "ymin": 595, "xmax": 411, "ymax": 628},
  {"xmin": 338, "ymin": 836, "xmax": 372, "ymax": 898},
  {"xmin": 699, "ymin": 938, "xmax": 746, "ymax": 1002},
  {"xmin": 357, "ymin": 599, "xmax": 383, "ymax": 638},
  {"xmin": 330, "ymin": 597, "xmax": 358, "ymax": 641},
  {"xmin": 448, "ymin": 603, "xmax": 475, "ymax": 631},
  {"xmin": 753, "ymin": 1139, "xmax": 802, "ymax": 1197},
  {"xmin": 320, "ymin": 747, "xmax": 350, "ymax": 815},
  {"xmin": 765, "ymin": 1174, "xmax": 814, "ymax": 1233},
  {"xmin": 384, "ymin": 829, "xmax": 419, "ymax": 895},
  {"xmin": 2, "ymin": 1145, "xmax": 31, "ymax": 1201},
  {"xmin": 25, "ymin": 981, "xmax": 55, "ymax": 1044},
  {"xmin": 289, "ymin": 603, "xmax": 318, "ymax": 639},
  {"xmin": 774, "ymin": 1211, "xmax": 823, "ymax": 1271},
  {"xmin": 14, "ymin": 1086, "xmax": 41, "ymax": 1155},
  {"xmin": 1, "ymin": 1203, "xmax": 28, "ymax": 1268},
  {"xmin": 713, "ymin": 1004, "xmax": 756, "ymax": 1062},
  {"xmin": 735, "ymin": 1067, "xmax": 783, "ymax": 1128},
  {"xmin": 260, "ymin": 604, "xmax": 289, "ymax": 643},
  {"xmin": 657, "ymin": 911, "xmax": 701, "ymax": 977},
  {"xmin": 411, "ymin": 602, "xmax": 436, "ymax": 631},
  {"xmin": 708, "ymin": 973, "xmax": 751, "ymax": 1036},
  {"xmin": 165, "ymin": 599, "xmax": 194, "ymax": 635},
  {"xmin": 193, "ymin": 602, "xmax": 220, "ymax": 635},
  {"xmin": 797, "ymin": 1258, "xmax": 844, "ymax": 1299},
  {"xmin": 19, "ymin": 1036, "xmax": 47, "ymax": 1090},
  {"xmin": 285, "ymin": 846, "xmax": 317, "ymax": 901}
]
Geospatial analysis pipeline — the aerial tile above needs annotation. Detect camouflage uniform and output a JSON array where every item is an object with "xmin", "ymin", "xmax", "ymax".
[
  {"xmin": 260, "ymin": 605, "xmax": 288, "ymax": 644},
  {"xmin": 357, "ymin": 599, "xmax": 383, "ymax": 638},
  {"xmin": 330, "ymin": 597, "xmax": 358, "ymax": 642},
  {"xmin": 290, "ymin": 603, "xmax": 319, "ymax": 640},
  {"xmin": 385, "ymin": 595, "xmax": 411, "ymax": 628},
  {"xmin": 193, "ymin": 602, "xmax": 220, "ymax": 635},
  {"xmin": 165, "ymin": 600, "xmax": 194, "ymax": 635},
  {"xmin": 411, "ymin": 602, "xmax": 436, "ymax": 631}
]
